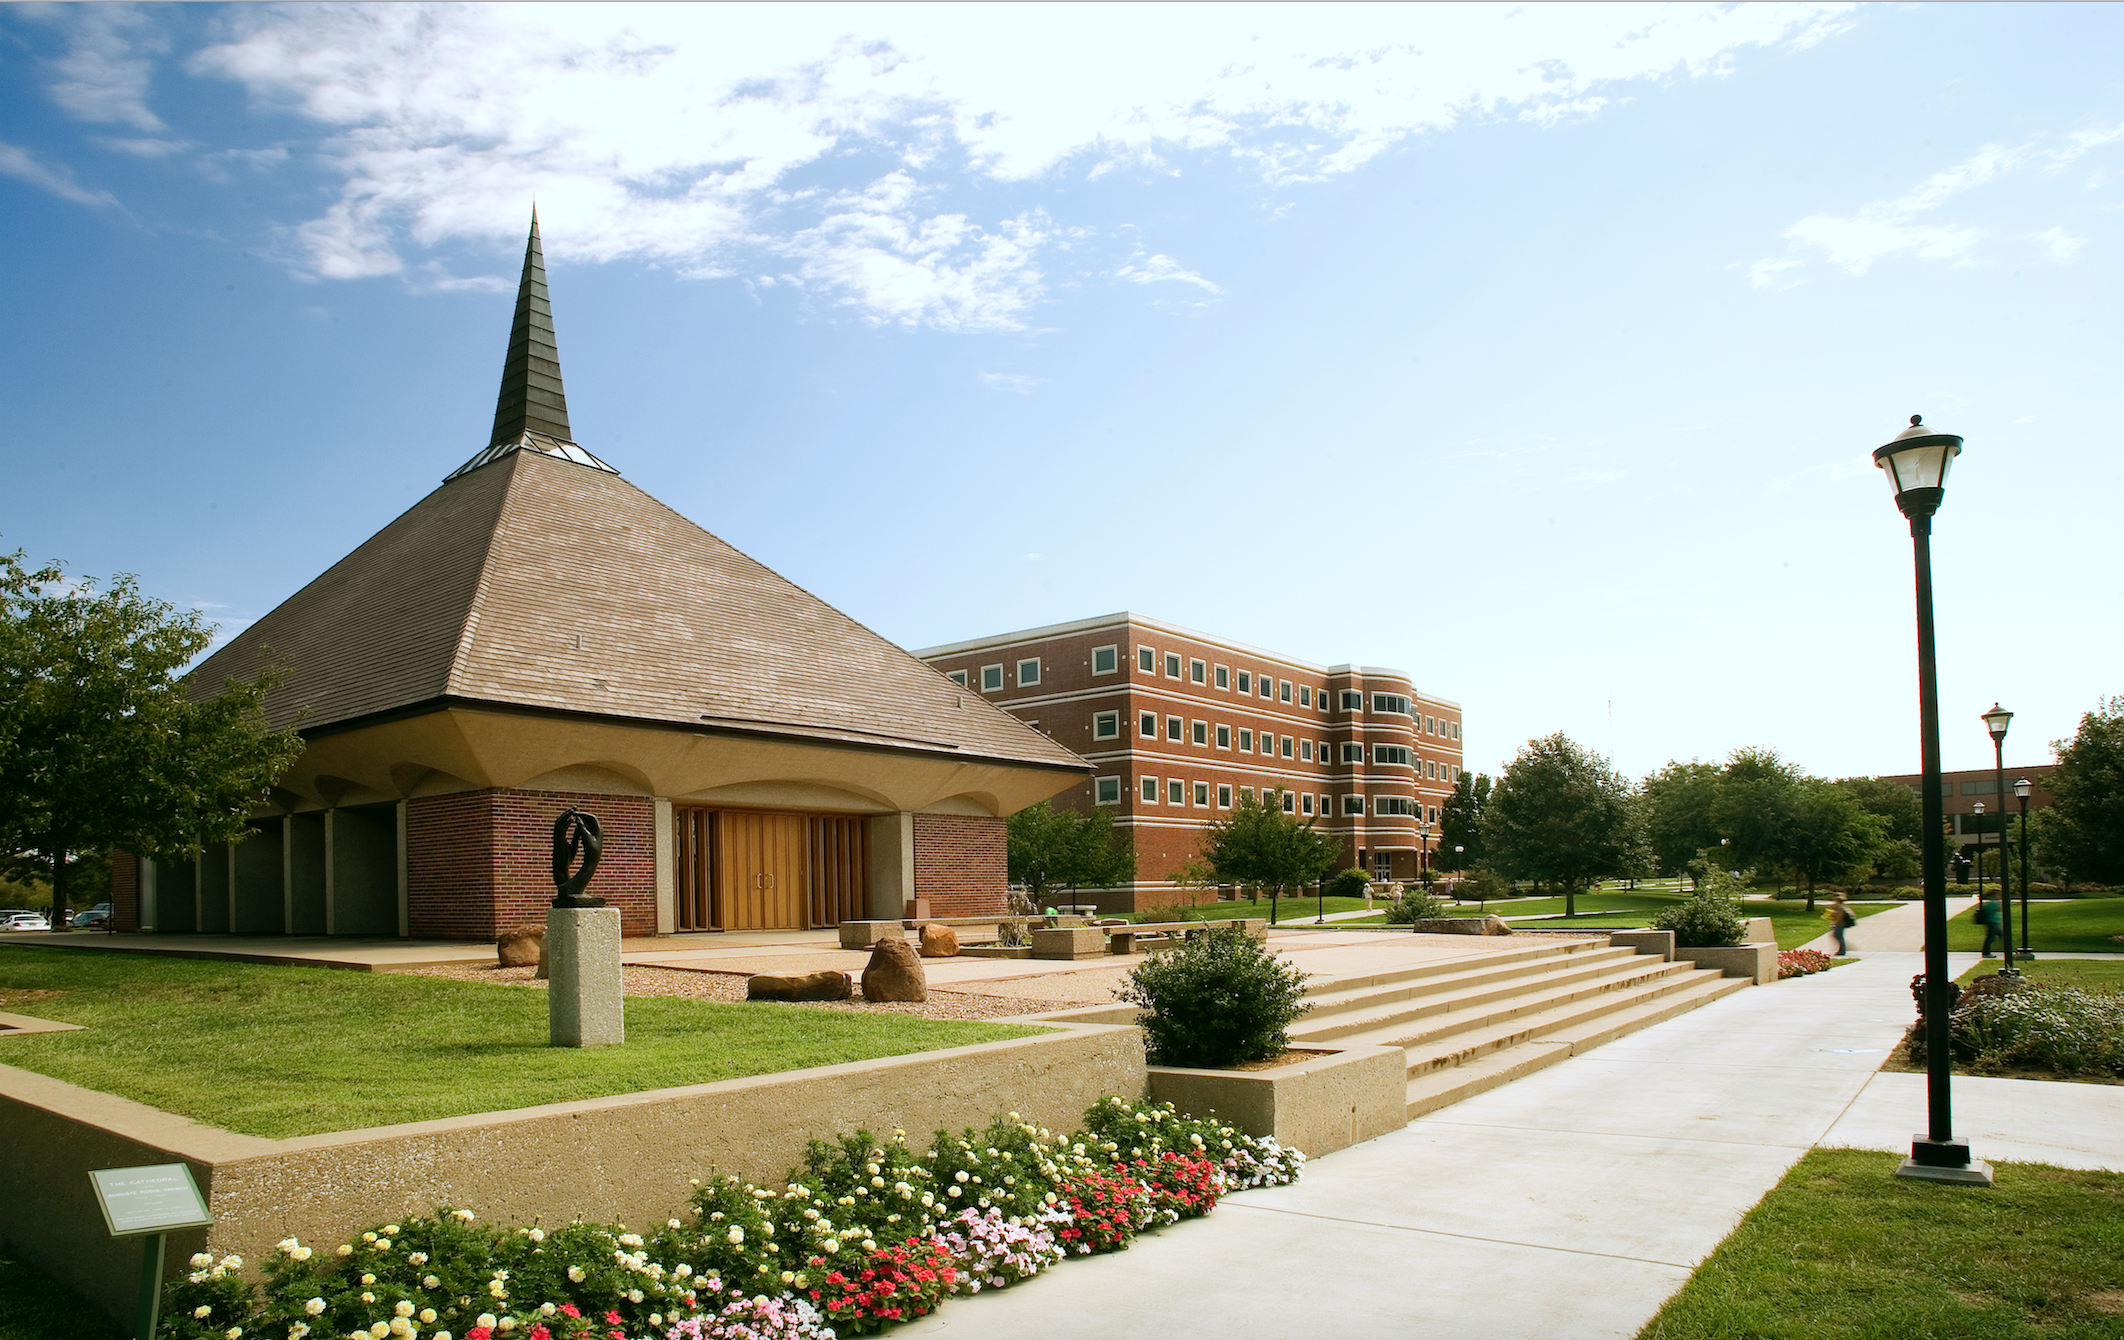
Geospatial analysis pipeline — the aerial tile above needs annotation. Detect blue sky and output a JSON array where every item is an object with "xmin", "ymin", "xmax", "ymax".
[{"xmin": 2, "ymin": 3, "xmax": 2118, "ymax": 784}]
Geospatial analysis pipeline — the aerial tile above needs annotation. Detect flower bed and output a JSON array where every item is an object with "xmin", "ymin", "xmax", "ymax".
[
  {"xmin": 1776, "ymin": 949, "xmax": 1835, "ymax": 980},
  {"xmin": 157, "ymin": 1098, "xmax": 1303, "ymax": 1340}
]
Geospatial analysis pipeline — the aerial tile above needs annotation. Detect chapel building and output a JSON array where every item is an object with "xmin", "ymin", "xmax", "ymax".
[{"xmin": 109, "ymin": 215, "xmax": 1089, "ymax": 940}]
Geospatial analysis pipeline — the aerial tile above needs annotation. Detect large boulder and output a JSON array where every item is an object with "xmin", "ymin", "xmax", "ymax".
[
  {"xmin": 918, "ymin": 923, "xmax": 960, "ymax": 958},
  {"xmin": 497, "ymin": 923, "xmax": 545, "ymax": 967},
  {"xmin": 862, "ymin": 937, "xmax": 929, "ymax": 1003},
  {"xmin": 1409, "ymin": 916, "xmax": 1516, "ymax": 936},
  {"xmin": 747, "ymin": 971, "xmax": 854, "ymax": 1002}
]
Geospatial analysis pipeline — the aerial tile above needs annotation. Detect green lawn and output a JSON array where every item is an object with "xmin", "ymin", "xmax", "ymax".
[
  {"xmin": 1639, "ymin": 1148, "xmax": 2124, "ymax": 1339},
  {"xmin": 1947, "ymin": 898, "xmax": 2124, "ymax": 955},
  {"xmin": 0, "ymin": 949, "xmax": 1041, "ymax": 1139},
  {"xmin": 1131, "ymin": 895, "xmax": 1371, "ymax": 923},
  {"xmin": 1338, "ymin": 891, "xmax": 1895, "ymax": 950},
  {"xmin": 0, "ymin": 1241, "xmax": 120, "ymax": 1340},
  {"xmin": 1953, "ymin": 959, "xmax": 2124, "ymax": 991}
]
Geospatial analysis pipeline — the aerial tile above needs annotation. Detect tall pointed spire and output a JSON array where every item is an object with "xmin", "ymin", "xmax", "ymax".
[
  {"xmin": 490, "ymin": 208, "xmax": 571, "ymax": 445},
  {"xmin": 446, "ymin": 209, "xmax": 616, "ymax": 481}
]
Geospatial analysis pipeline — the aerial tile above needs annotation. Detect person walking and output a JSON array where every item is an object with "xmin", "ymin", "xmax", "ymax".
[
  {"xmin": 1975, "ymin": 893, "xmax": 2003, "ymax": 957},
  {"xmin": 1827, "ymin": 892, "xmax": 1856, "ymax": 956}
]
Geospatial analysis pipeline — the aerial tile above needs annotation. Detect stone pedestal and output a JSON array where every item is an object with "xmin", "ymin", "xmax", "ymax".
[{"xmin": 548, "ymin": 906, "xmax": 623, "ymax": 1047}]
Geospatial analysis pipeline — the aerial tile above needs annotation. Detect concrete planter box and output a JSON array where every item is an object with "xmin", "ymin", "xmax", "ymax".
[
  {"xmin": 1030, "ymin": 926, "xmax": 1107, "ymax": 960},
  {"xmin": 1676, "ymin": 941, "xmax": 1776, "ymax": 983},
  {"xmin": 1, "ymin": 1024, "xmax": 1144, "ymax": 1328},
  {"xmin": 1147, "ymin": 1044, "xmax": 1406, "ymax": 1158},
  {"xmin": 838, "ymin": 920, "xmax": 904, "ymax": 949},
  {"xmin": 957, "ymin": 945, "xmax": 1033, "ymax": 960},
  {"xmin": 1610, "ymin": 930, "xmax": 1675, "ymax": 961}
]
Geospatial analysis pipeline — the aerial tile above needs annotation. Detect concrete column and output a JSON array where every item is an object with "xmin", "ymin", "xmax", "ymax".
[
  {"xmin": 323, "ymin": 810, "xmax": 337, "ymax": 936},
  {"xmin": 141, "ymin": 857, "xmax": 157, "ymax": 931},
  {"xmin": 653, "ymin": 797, "xmax": 675, "ymax": 936},
  {"xmin": 866, "ymin": 811, "xmax": 915, "ymax": 921},
  {"xmin": 547, "ymin": 906, "xmax": 623, "ymax": 1047},
  {"xmin": 396, "ymin": 801, "xmax": 410, "ymax": 938},
  {"xmin": 281, "ymin": 816, "xmax": 294, "ymax": 935}
]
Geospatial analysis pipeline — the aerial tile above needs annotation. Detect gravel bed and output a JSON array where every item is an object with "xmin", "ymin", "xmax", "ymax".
[{"xmin": 387, "ymin": 962, "xmax": 1081, "ymax": 1022}]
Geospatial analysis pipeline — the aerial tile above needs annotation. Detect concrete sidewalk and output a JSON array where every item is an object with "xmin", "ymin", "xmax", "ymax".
[{"xmin": 903, "ymin": 946, "xmax": 2124, "ymax": 1340}]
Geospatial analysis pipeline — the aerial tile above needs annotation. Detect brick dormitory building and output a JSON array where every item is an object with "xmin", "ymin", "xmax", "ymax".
[
  {"xmin": 108, "ymin": 215, "xmax": 1088, "ymax": 941},
  {"xmin": 917, "ymin": 614, "xmax": 1464, "ymax": 910}
]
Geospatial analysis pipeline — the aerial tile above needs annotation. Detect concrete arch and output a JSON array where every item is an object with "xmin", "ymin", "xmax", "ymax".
[{"xmin": 514, "ymin": 761, "xmax": 655, "ymax": 796}]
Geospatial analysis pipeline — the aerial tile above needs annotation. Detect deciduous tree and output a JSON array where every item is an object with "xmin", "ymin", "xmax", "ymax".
[
  {"xmin": 1435, "ymin": 772, "xmax": 1489, "ymax": 872},
  {"xmin": 1194, "ymin": 788, "xmax": 1341, "ymax": 925},
  {"xmin": 0, "ymin": 549, "xmax": 302, "ymax": 929},
  {"xmin": 1481, "ymin": 733, "xmax": 1636, "ymax": 917},
  {"xmin": 2041, "ymin": 696, "xmax": 2124, "ymax": 886},
  {"xmin": 1781, "ymin": 778, "xmax": 1887, "ymax": 910},
  {"xmin": 1005, "ymin": 800, "xmax": 1136, "ymax": 908},
  {"xmin": 1640, "ymin": 760, "xmax": 1723, "ymax": 882}
]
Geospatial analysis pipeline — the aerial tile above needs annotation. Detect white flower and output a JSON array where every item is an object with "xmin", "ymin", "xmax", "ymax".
[
  {"xmin": 367, "ymin": 1325, "xmax": 389, "ymax": 1340},
  {"xmin": 423, "ymin": 1275, "xmax": 439, "ymax": 1289},
  {"xmin": 383, "ymin": 1225, "xmax": 400, "ymax": 1236},
  {"xmin": 539, "ymin": 1304, "xmax": 556, "ymax": 1317},
  {"xmin": 726, "ymin": 1227, "xmax": 744, "ymax": 1245},
  {"xmin": 226, "ymin": 1329, "xmax": 244, "ymax": 1340},
  {"xmin": 191, "ymin": 1254, "xmax": 215, "ymax": 1269},
  {"xmin": 306, "ymin": 1299, "xmax": 327, "ymax": 1316},
  {"xmin": 407, "ymin": 1251, "xmax": 429, "ymax": 1266},
  {"xmin": 388, "ymin": 1320, "xmax": 411, "ymax": 1338},
  {"xmin": 478, "ymin": 1315, "xmax": 497, "ymax": 1330},
  {"xmin": 862, "ymin": 1240, "xmax": 877, "ymax": 1252},
  {"xmin": 395, "ymin": 1302, "xmax": 415, "ymax": 1318},
  {"xmin": 363, "ymin": 1233, "xmax": 378, "ymax": 1243},
  {"xmin": 194, "ymin": 1306, "xmax": 214, "ymax": 1320},
  {"xmin": 336, "ymin": 1245, "xmax": 354, "ymax": 1257},
  {"xmin": 360, "ymin": 1293, "xmax": 375, "ymax": 1304},
  {"xmin": 567, "ymin": 1266, "xmax": 586, "ymax": 1283},
  {"xmin": 527, "ymin": 1228, "xmax": 545, "ymax": 1243},
  {"xmin": 955, "ymin": 1171, "xmax": 969, "ymax": 1184},
  {"xmin": 362, "ymin": 1274, "xmax": 377, "ymax": 1286},
  {"xmin": 823, "ymin": 1240, "xmax": 839, "ymax": 1253},
  {"xmin": 289, "ymin": 1325, "xmax": 310, "ymax": 1339},
  {"xmin": 617, "ymin": 1233, "xmax": 642, "ymax": 1247},
  {"xmin": 419, "ymin": 1309, "xmax": 436, "ymax": 1324},
  {"xmin": 673, "ymin": 1264, "xmax": 692, "ymax": 1279},
  {"xmin": 453, "ymin": 1209, "xmax": 476, "ymax": 1223}
]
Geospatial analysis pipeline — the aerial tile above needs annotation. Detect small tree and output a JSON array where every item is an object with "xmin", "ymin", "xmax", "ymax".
[
  {"xmin": 2042, "ymin": 696, "xmax": 2124, "ymax": 886},
  {"xmin": 1712, "ymin": 747, "xmax": 1803, "ymax": 878},
  {"xmin": 1639, "ymin": 760, "xmax": 1724, "ymax": 882},
  {"xmin": 0, "ymin": 549, "xmax": 302, "ymax": 928},
  {"xmin": 1481, "ymin": 734, "xmax": 1636, "ymax": 917},
  {"xmin": 1195, "ymin": 789, "xmax": 1341, "ymax": 926},
  {"xmin": 1781, "ymin": 778, "xmax": 1886, "ymax": 910},
  {"xmin": 1435, "ymin": 772, "xmax": 1489, "ymax": 872},
  {"xmin": 1004, "ymin": 800, "xmax": 1135, "ymax": 939}
]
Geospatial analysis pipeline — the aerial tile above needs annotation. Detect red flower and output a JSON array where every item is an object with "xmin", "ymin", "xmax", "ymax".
[
  {"xmin": 604, "ymin": 1313, "xmax": 621, "ymax": 1325},
  {"xmin": 529, "ymin": 1328, "xmax": 551, "ymax": 1340},
  {"xmin": 558, "ymin": 1305, "xmax": 581, "ymax": 1319}
]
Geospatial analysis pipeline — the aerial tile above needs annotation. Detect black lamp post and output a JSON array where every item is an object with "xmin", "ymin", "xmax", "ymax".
[
  {"xmin": 2013, "ymin": 777, "xmax": 2035, "ymax": 960},
  {"xmin": 1875, "ymin": 414, "xmax": 1991, "ymax": 1184},
  {"xmin": 1971, "ymin": 802, "xmax": 1987, "ymax": 907},
  {"xmin": 1981, "ymin": 704, "xmax": 2014, "ymax": 974}
]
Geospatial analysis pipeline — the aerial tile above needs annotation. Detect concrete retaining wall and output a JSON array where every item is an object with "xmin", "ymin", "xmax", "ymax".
[
  {"xmin": 1147, "ymin": 1045, "xmax": 1407, "ymax": 1157},
  {"xmin": 1, "ymin": 1024, "xmax": 1145, "ymax": 1326}
]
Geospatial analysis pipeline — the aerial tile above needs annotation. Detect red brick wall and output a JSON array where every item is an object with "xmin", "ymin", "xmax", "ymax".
[
  {"xmin": 110, "ymin": 851, "xmax": 140, "ymax": 932},
  {"xmin": 409, "ymin": 790, "xmax": 656, "ymax": 941},
  {"xmin": 912, "ymin": 813, "xmax": 1007, "ymax": 917}
]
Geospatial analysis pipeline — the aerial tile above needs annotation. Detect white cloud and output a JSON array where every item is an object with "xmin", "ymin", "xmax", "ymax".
[
  {"xmin": 2031, "ymin": 226, "xmax": 2086, "ymax": 263},
  {"xmin": 95, "ymin": 136, "xmax": 192, "ymax": 158},
  {"xmin": 35, "ymin": 3, "xmax": 170, "ymax": 132},
  {"xmin": 0, "ymin": 139, "xmax": 118, "ymax": 208},
  {"xmin": 136, "ymin": 2, "xmax": 1857, "ymax": 327},
  {"xmin": 1117, "ymin": 253, "xmax": 1221, "ymax": 293},
  {"xmin": 978, "ymin": 371, "xmax": 1044, "ymax": 394}
]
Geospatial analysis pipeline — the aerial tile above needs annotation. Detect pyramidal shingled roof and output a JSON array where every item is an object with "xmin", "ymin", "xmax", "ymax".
[{"xmin": 191, "ymin": 218, "xmax": 1084, "ymax": 774}]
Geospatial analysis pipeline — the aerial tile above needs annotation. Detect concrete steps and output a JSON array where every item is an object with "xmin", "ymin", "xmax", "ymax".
[{"xmin": 1287, "ymin": 936, "xmax": 1751, "ymax": 1121}]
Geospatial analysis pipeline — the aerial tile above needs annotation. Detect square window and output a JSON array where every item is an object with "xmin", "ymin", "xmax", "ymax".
[
  {"xmin": 1341, "ymin": 690, "xmax": 1363, "ymax": 711},
  {"xmin": 1140, "ymin": 712, "xmax": 1157, "ymax": 737},
  {"xmin": 1342, "ymin": 743, "xmax": 1364, "ymax": 763},
  {"xmin": 947, "ymin": 668, "xmax": 967, "ymax": 686},
  {"xmin": 1319, "ymin": 794, "xmax": 1331, "ymax": 814},
  {"xmin": 1219, "ymin": 784, "xmax": 1234, "ymax": 807},
  {"xmin": 1260, "ymin": 676, "xmax": 1273, "ymax": 699},
  {"xmin": 1428, "ymin": 805, "xmax": 1439, "ymax": 823},
  {"xmin": 1170, "ymin": 778, "xmax": 1185, "ymax": 805},
  {"xmin": 1299, "ymin": 687, "xmax": 1312, "ymax": 707},
  {"xmin": 1279, "ymin": 680, "xmax": 1292, "ymax": 703},
  {"xmin": 1237, "ymin": 670, "xmax": 1252, "ymax": 694},
  {"xmin": 1281, "ymin": 735, "xmax": 1293, "ymax": 758},
  {"xmin": 1166, "ymin": 652, "xmax": 1183, "ymax": 678},
  {"xmin": 1451, "ymin": 765, "xmax": 1460, "ymax": 783},
  {"xmin": 1139, "ymin": 646, "xmax": 1155, "ymax": 672},
  {"xmin": 1190, "ymin": 658, "xmax": 1206, "ymax": 683},
  {"xmin": 1018, "ymin": 658, "xmax": 1041, "ymax": 686},
  {"xmin": 1092, "ymin": 645, "xmax": 1118, "ymax": 675},
  {"xmin": 1238, "ymin": 728, "xmax": 1254, "ymax": 752},
  {"xmin": 1451, "ymin": 722, "xmax": 1460, "ymax": 740},
  {"xmin": 980, "ymin": 664, "xmax": 1004, "ymax": 692},
  {"xmin": 1092, "ymin": 711, "xmax": 1119, "ymax": 740},
  {"xmin": 1215, "ymin": 665, "xmax": 1230, "ymax": 689},
  {"xmin": 1142, "ymin": 776, "xmax": 1158, "ymax": 803},
  {"xmin": 1197, "ymin": 782, "xmax": 1212, "ymax": 807},
  {"xmin": 1167, "ymin": 716, "xmax": 1183, "ymax": 741},
  {"xmin": 1281, "ymin": 791, "xmax": 1295, "ymax": 813},
  {"xmin": 1192, "ymin": 720, "xmax": 1208, "ymax": 746},
  {"xmin": 1343, "ymin": 795, "xmax": 1365, "ymax": 816},
  {"xmin": 1216, "ymin": 724, "xmax": 1231, "ymax": 749},
  {"xmin": 1424, "ymin": 715, "xmax": 1435, "ymax": 734},
  {"xmin": 1301, "ymin": 794, "xmax": 1314, "ymax": 815},
  {"xmin": 1095, "ymin": 776, "xmax": 1120, "ymax": 805},
  {"xmin": 1300, "ymin": 740, "xmax": 1313, "ymax": 762}
]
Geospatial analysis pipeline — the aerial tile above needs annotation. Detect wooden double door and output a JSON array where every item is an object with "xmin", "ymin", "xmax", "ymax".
[{"xmin": 674, "ymin": 808, "xmax": 869, "ymax": 931}]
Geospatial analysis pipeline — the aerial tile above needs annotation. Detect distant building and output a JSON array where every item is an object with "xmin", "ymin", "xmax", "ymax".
[
  {"xmin": 916, "ymin": 614, "xmax": 1463, "ymax": 910},
  {"xmin": 1876, "ymin": 765, "xmax": 2057, "ymax": 863},
  {"xmin": 110, "ymin": 214, "xmax": 1086, "ymax": 940}
]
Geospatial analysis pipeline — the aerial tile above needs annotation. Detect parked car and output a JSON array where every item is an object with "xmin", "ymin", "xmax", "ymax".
[
  {"xmin": 4, "ymin": 912, "xmax": 51, "ymax": 932},
  {"xmin": 72, "ymin": 904, "xmax": 112, "ymax": 929}
]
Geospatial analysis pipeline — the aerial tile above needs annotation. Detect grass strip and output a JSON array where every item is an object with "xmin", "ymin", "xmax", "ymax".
[
  {"xmin": 0, "ymin": 949, "xmax": 1041, "ymax": 1139},
  {"xmin": 1946, "ymin": 898, "xmax": 2124, "ymax": 955},
  {"xmin": 1955, "ymin": 959, "xmax": 2124, "ymax": 991},
  {"xmin": 1640, "ymin": 1147, "xmax": 2124, "ymax": 1340}
]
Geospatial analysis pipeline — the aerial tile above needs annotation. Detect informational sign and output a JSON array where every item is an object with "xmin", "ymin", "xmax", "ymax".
[{"xmin": 89, "ymin": 1164, "xmax": 212, "ymax": 1238}]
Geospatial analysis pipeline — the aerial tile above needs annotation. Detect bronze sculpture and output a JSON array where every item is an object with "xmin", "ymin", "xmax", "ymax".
[{"xmin": 551, "ymin": 807, "xmax": 605, "ymax": 907}]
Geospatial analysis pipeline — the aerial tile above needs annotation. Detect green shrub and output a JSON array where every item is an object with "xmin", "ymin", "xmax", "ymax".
[
  {"xmin": 1652, "ymin": 870, "xmax": 1748, "ymax": 947},
  {"xmin": 1953, "ymin": 982, "xmax": 2124, "ymax": 1076},
  {"xmin": 1381, "ymin": 887, "xmax": 1451, "ymax": 924},
  {"xmin": 1132, "ymin": 902, "xmax": 1212, "ymax": 925},
  {"xmin": 1324, "ymin": 867, "xmax": 1371, "ymax": 900},
  {"xmin": 1117, "ymin": 925, "xmax": 1311, "ymax": 1067},
  {"xmin": 1454, "ymin": 868, "xmax": 1513, "ymax": 904}
]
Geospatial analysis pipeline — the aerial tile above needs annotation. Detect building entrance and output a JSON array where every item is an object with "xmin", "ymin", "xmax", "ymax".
[{"xmin": 673, "ymin": 808, "xmax": 870, "ymax": 932}]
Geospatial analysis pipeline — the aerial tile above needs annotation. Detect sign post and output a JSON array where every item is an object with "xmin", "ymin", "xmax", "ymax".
[{"xmin": 89, "ymin": 1164, "xmax": 214, "ymax": 1340}]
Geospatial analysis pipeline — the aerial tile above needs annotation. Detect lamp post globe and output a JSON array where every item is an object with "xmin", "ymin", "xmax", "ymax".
[
  {"xmin": 1876, "ymin": 413, "xmax": 1987, "ymax": 1184},
  {"xmin": 1981, "ymin": 704, "xmax": 2014, "ymax": 973}
]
